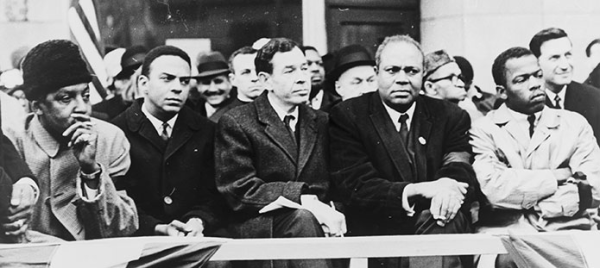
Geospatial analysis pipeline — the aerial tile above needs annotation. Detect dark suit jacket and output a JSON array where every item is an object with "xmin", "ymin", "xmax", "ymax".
[
  {"xmin": 92, "ymin": 95, "xmax": 132, "ymax": 121},
  {"xmin": 215, "ymin": 93, "xmax": 330, "ymax": 237},
  {"xmin": 186, "ymin": 93, "xmax": 239, "ymax": 123},
  {"xmin": 547, "ymin": 81, "xmax": 600, "ymax": 146},
  {"xmin": 329, "ymin": 92, "xmax": 476, "ymax": 236},
  {"xmin": 112, "ymin": 99, "xmax": 227, "ymax": 235}
]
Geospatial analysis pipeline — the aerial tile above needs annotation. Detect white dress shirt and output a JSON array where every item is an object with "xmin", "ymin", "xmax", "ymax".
[
  {"xmin": 545, "ymin": 86, "xmax": 566, "ymax": 109},
  {"xmin": 267, "ymin": 94, "xmax": 299, "ymax": 132},
  {"xmin": 141, "ymin": 103, "xmax": 178, "ymax": 138}
]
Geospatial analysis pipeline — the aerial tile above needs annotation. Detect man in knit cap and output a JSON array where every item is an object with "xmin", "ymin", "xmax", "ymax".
[
  {"xmin": 12, "ymin": 39, "xmax": 138, "ymax": 241},
  {"xmin": 422, "ymin": 50, "xmax": 467, "ymax": 104}
]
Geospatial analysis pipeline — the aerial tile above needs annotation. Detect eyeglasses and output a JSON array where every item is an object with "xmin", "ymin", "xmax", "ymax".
[{"xmin": 428, "ymin": 73, "xmax": 464, "ymax": 84}]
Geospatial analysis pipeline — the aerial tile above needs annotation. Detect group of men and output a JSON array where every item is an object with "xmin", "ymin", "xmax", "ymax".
[{"xmin": 1, "ymin": 26, "xmax": 600, "ymax": 268}]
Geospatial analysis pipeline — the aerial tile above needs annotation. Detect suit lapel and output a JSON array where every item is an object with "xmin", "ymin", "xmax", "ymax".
[
  {"xmin": 165, "ymin": 109, "xmax": 198, "ymax": 161},
  {"xmin": 126, "ymin": 100, "xmax": 167, "ymax": 153},
  {"xmin": 493, "ymin": 105, "xmax": 530, "ymax": 151},
  {"xmin": 256, "ymin": 95, "xmax": 298, "ymax": 164},
  {"xmin": 411, "ymin": 98, "xmax": 431, "ymax": 182},
  {"xmin": 369, "ymin": 94, "xmax": 415, "ymax": 182},
  {"xmin": 296, "ymin": 105, "xmax": 317, "ymax": 177},
  {"xmin": 526, "ymin": 108, "xmax": 558, "ymax": 158}
]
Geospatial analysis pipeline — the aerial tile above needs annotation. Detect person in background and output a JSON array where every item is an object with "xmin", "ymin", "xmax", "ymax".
[
  {"xmin": 329, "ymin": 44, "xmax": 377, "ymax": 102},
  {"xmin": 470, "ymin": 46, "xmax": 600, "ymax": 268},
  {"xmin": 529, "ymin": 28, "xmax": 600, "ymax": 147},
  {"xmin": 93, "ymin": 46, "xmax": 147, "ymax": 120},
  {"xmin": 187, "ymin": 51, "xmax": 234, "ymax": 122},
  {"xmin": 225, "ymin": 46, "xmax": 264, "ymax": 109},
  {"xmin": 422, "ymin": 50, "xmax": 467, "ymax": 104},
  {"xmin": 454, "ymin": 55, "xmax": 500, "ymax": 121},
  {"xmin": 301, "ymin": 46, "xmax": 339, "ymax": 111},
  {"xmin": 13, "ymin": 39, "xmax": 138, "ymax": 241},
  {"xmin": 584, "ymin": 38, "xmax": 600, "ymax": 89}
]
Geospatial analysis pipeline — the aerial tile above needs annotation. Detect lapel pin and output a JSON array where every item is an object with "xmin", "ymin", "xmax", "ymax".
[{"xmin": 418, "ymin": 137, "xmax": 426, "ymax": 145}]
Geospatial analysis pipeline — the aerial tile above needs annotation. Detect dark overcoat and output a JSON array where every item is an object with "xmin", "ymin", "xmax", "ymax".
[
  {"xmin": 329, "ymin": 92, "xmax": 476, "ymax": 236},
  {"xmin": 548, "ymin": 81, "xmax": 600, "ymax": 146},
  {"xmin": 215, "ymin": 93, "xmax": 330, "ymax": 238},
  {"xmin": 112, "ymin": 99, "xmax": 227, "ymax": 235}
]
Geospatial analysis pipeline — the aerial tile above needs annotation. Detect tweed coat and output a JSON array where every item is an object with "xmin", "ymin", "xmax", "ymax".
[
  {"xmin": 215, "ymin": 93, "xmax": 330, "ymax": 237},
  {"xmin": 329, "ymin": 92, "xmax": 476, "ymax": 236},
  {"xmin": 546, "ymin": 81, "xmax": 600, "ymax": 147},
  {"xmin": 112, "ymin": 100, "xmax": 227, "ymax": 236},
  {"xmin": 13, "ymin": 115, "xmax": 138, "ymax": 241},
  {"xmin": 470, "ymin": 104, "xmax": 600, "ymax": 231}
]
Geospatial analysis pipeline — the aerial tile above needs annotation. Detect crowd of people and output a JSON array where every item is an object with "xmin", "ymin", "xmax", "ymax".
[{"xmin": 0, "ymin": 26, "xmax": 600, "ymax": 268}]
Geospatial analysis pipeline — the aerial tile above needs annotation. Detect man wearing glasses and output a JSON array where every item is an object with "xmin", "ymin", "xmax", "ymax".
[
  {"xmin": 329, "ymin": 35, "xmax": 476, "ymax": 268},
  {"xmin": 112, "ymin": 46, "xmax": 228, "ymax": 237},
  {"xmin": 422, "ymin": 50, "xmax": 468, "ymax": 104}
]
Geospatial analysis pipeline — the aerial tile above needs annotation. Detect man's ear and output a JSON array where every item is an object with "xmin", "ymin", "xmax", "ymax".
[
  {"xmin": 229, "ymin": 72, "xmax": 236, "ymax": 87},
  {"xmin": 31, "ymin": 100, "xmax": 43, "ymax": 115},
  {"xmin": 423, "ymin": 81, "xmax": 437, "ymax": 96},
  {"xmin": 258, "ymin": 72, "xmax": 272, "ymax": 90},
  {"xmin": 335, "ymin": 80, "xmax": 344, "ymax": 96},
  {"xmin": 138, "ymin": 75, "xmax": 149, "ymax": 96},
  {"xmin": 496, "ymin": 85, "xmax": 507, "ymax": 100}
]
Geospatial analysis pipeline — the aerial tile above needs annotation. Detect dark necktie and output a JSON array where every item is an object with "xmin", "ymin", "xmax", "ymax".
[
  {"xmin": 398, "ymin": 114, "xmax": 409, "ymax": 144},
  {"xmin": 554, "ymin": 95, "xmax": 562, "ymax": 109},
  {"xmin": 527, "ymin": 114, "xmax": 536, "ymax": 137},
  {"xmin": 283, "ymin": 115, "xmax": 296, "ymax": 144},
  {"xmin": 160, "ymin": 122, "xmax": 170, "ymax": 141}
]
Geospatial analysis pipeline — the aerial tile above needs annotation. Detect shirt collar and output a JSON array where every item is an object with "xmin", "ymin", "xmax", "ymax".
[
  {"xmin": 267, "ymin": 93, "xmax": 299, "ymax": 121},
  {"xmin": 545, "ymin": 85, "xmax": 566, "ymax": 106},
  {"xmin": 382, "ymin": 100, "xmax": 416, "ymax": 129},
  {"xmin": 141, "ymin": 102, "xmax": 178, "ymax": 136},
  {"xmin": 507, "ymin": 107, "xmax": 542, "ymax": 124}
]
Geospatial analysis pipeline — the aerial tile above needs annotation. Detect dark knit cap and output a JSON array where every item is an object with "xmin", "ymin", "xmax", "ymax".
[{"xmin": 21, "ymin": 39, "xmax": 92, "ymax": 101}]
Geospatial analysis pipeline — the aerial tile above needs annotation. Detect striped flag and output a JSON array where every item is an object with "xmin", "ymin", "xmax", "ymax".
[{"xmin": 68, "ymin": 0, "xmax": 108, "ymax": 104}]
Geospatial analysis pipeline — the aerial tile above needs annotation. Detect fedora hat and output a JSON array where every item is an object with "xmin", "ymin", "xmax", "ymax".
[
  {"xmin": 196, "ymin": 51, "xmax": 230, "ymax": 78},
  {"xmin": 329, "ymin": 44, "xmax": 375, "ymax": 82},
  {"xmin": 115, "ymin": 45, "xmax": 148, "ymax": 79}
]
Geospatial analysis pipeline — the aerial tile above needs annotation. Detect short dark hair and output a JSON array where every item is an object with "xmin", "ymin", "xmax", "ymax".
[
  {"xmin": 586, "ymin": 38, "xmax": 600, "ymax": 57},
  {"xmin": 299, "ymin": 45, "xmax": 318, "ymax": 55},
  {"xmin": 492, "ymin": 47, "xmax": 534, "ymax": 87},
  {"xmin": 529, "ymin": 28, "xmax": 569, "ymax": 58},
  {"xmin": 255, "ymin": 38, "xmax": 299, "ymax": 74},
  {"xmin": 141, "ymin": 45, "xmax": 191, "ymax": 77},
  {"xmin": 228, "ymin": 46, "xmax": 257, "ymax": 71}
]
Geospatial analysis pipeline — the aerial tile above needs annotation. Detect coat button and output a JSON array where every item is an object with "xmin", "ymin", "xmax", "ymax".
[{"xmin": 164, "ymin": 196, "xmax": 173, "ymax": 205}]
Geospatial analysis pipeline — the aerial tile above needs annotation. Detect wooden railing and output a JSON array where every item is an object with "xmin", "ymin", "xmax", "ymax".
[{"xmin": 209, "ymin": 234, "xmax": 508, "ymax": 268}]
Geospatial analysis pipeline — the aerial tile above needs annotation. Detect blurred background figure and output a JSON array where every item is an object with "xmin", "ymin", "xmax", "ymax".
[
  {"xmin": 422, "ymin": 50, "xmax": 467, "ymax": 104},
  {"xmin": 187, "ymin": 51, "xmax": 234, "ymax": 122},
  {"xmin": 329, "ymin": 44, "xmax": 377, "ymax": 102},
  {"xmin": 301, "ymin": 46, "xmax": 338, "ymax": 111},
  {"xmin": 93, "ymin": 46, "xmax": 146, "ymax": 120},
  {"xmin": 584, "ymin": 38, "xmax": 600, "ymax": 89},
  {"xmin": 0, "ymin": 46, "xmax": 29, "ymax": 91},
  {"xmin": 454, "ymin": 55, "xmax": 501, "ymax": 121},
  {"xmin": 227, "ymin": 46, "xmax": 263, "ymax": 107}
]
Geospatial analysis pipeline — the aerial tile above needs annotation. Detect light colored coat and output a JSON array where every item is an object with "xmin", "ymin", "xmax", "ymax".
[
  {"xmin": 470, "ymin": 104, "xmax": 600, "ymax": 231},
  {"xmin": 14, "ymin": 115, "xmax": 138, "ymax": 240}
]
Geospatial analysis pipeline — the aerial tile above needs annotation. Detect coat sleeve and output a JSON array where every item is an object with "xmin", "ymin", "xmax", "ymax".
[
  {"xmin": 1, "ymin": 133, "xmax": 35, "ymax": 184},
  {"xmin": 215, "ymin": 113, "xmax": 307, "ymax": 214},
  {"xmin": 328, "ymin": 105, "xmax": 408, "ymax": 218},
  {"xmin": 75, "ymin": 130, "xmax": 138, "ymax": 239},
  {"xmin": 469, "ymin": 120, "xmax": 558, "ymax": 210}
]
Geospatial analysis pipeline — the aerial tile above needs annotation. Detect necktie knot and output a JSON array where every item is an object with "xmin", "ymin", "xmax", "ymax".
[
  {"xmin": 161, "ymin": 122, "xmax": 170, "ymax": 141},
  {"xmin": 399, "ymin": 114, "xmax": 409, "ymax": 124},
  {"xmin": 527, "ymin": 114, "xmax": 536, "ymax": 137},
  {"xmin": 283, "ymin": 115, "xmax": 295, "ymax": 130},
  {"xmin": 554, "ymin": 95, "xmax": 562, "ymax": 109}
]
